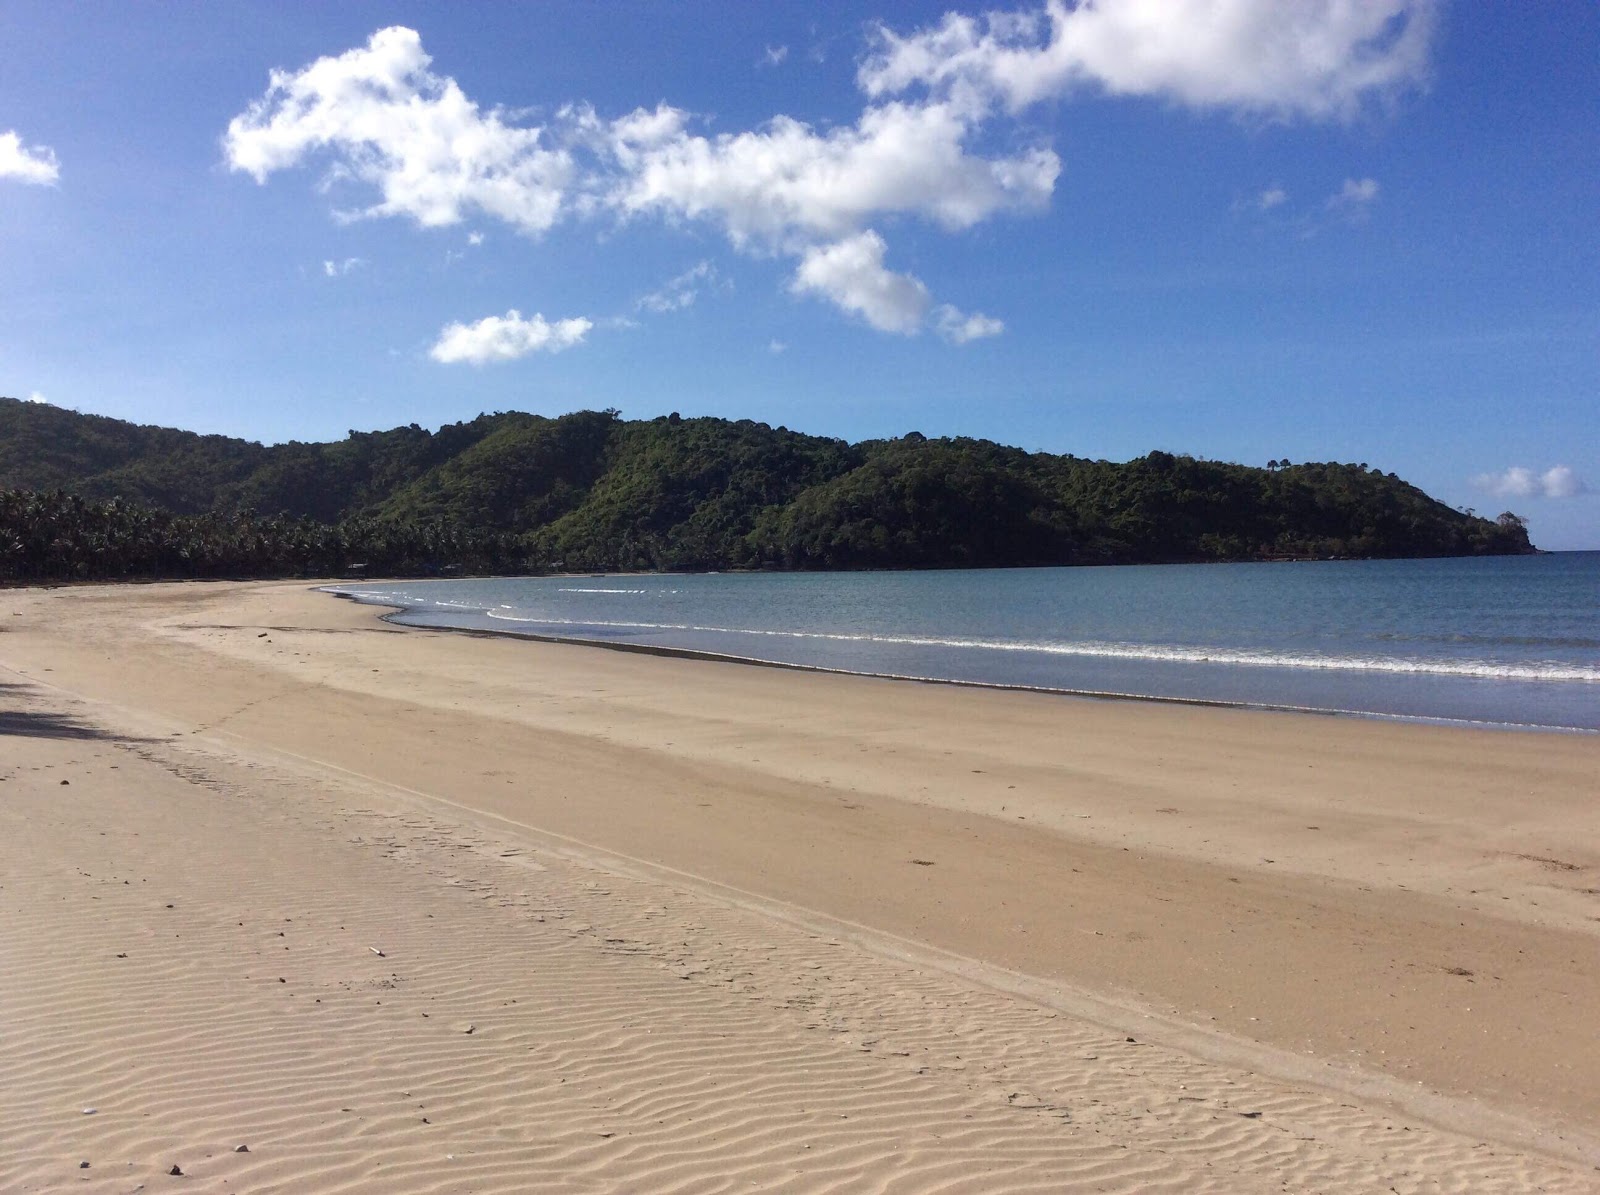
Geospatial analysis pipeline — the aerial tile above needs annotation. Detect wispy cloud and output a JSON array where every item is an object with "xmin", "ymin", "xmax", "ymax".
[
  {"xmin": 760, "ymin": 44, "xmax": 789, "ymax": 68},
  {"xmin": 1472, "ymin": 465, "xmax": 1587, "ymax": 500},
  {"xmin": 933, "ymin": 304, "xmax": 1004, "ymax": 344},
  {"xmin": 322, "ymin": 256, "xmax": 366, "ymax": 277},
  {"xmin": 1334, "ymin": 177, "xmax": 1379, "ymax": 204},
  {"xmin": 429, "ymin": 309, "xmax": 593, "ymax": 364},
  {"xmin": 1255, "ymin": 186, "xmax": 1288, "ymax": 212},
  {"xmin": 1326, "ymin": 176, "xmax": 1380, "ymax": 220},
  {"xmin": 0, "ymin": 130, "xmax": 59, "ymax": 185},
  {"xmin": 637, "ymin": 260, "xmax": 724, "ymax": 313}
]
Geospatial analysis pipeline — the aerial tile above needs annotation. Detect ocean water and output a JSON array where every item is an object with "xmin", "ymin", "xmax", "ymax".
[{"xmin": 324, "ymin": 554, "xmax": 1600, "ymax": 731}]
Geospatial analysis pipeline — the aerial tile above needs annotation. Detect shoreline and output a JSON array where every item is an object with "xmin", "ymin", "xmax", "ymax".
[
  {"xmin": 4, "ymin": 579, "xmax": 1599, "ymax": 1188},
  {"xmin": 329, "ymin": 588, "xmax": 1597, "ymax": 735}
]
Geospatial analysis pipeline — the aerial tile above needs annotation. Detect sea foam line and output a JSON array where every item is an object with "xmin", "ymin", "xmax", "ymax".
[{"xmin": 475, "ymin": 610, "xmax": 1600, "ymax": 684}]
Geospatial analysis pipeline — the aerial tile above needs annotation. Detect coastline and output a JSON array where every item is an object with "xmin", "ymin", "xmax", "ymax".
[
  {"xmin": 4, "ymin": 579, "xmax": 1598, "ymax": 1190},
  {"xmin": 319, "ymin": 557, "xmax": 1600, "ymax": 733},
  {"xmin": 348, "ymin": 592, "xmax": 1597, "ymax": 734}
]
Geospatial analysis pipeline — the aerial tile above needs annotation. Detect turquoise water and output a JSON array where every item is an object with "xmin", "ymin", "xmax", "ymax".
[{"xmin": 325, "ymin": 554, "xmax": 1600, "ymax": 731}]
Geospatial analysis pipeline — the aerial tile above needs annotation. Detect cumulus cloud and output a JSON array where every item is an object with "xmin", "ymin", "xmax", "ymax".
[
  {"xmin": 787, "ymin": 239, "xmax": 1004, "ymax": 343},
  {"xmin": 790, "ymin": 231, "xmax": 930, "ymax": 334},
  {"xmin": 609, "ymin": 99, "xmax": 1057, "ymax": 247},
  {"xmin": 1541, "ymin": 466, "xmax": 1586, "ymax": 499},
  {"xmin": 1476, "ymin": 467, "xmax": 1536, "ymax": 498},
  {"xmin": 0, "ymin": 130, "xmax": 59, "ymax": 184},
  {"xmin": 227, "ymin": 12, "xmax": 1439, "ymax": 336},
  {"xmin": 637, "ymin": 260, "xmax": 722, "ymax": 312},
  {"xmin": 224, "ymin": 29, "xmax": 1054, "ymax": 330},
  {"xmin": 224, "ymin": 27, "xmax": 573, "ymax": 234},
  {"xmin": 429, "ymin": 309, "xmax": 593, "ymax": 364},
  {"xmin": 858, "ymin": 0, "xmax": 1438, "ymax": 120},
  {"xmin": 934, "ymin": 304, "xmax": 1004, "ymax": 344},
  {"xmin": 1473, "ymin": 465, "xmax": 1587, "ymax": 500}
]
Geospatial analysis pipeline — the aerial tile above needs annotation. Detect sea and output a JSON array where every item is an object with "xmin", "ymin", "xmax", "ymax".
[{"xmin": 323, "ymin": 553, "xmax": 1600, "ymax": 732}]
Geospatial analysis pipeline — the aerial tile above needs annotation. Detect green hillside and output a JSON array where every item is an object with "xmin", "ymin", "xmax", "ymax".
[{"xmin": 0, "ymin": 397, "xmax": 1533, "ymax": 581}]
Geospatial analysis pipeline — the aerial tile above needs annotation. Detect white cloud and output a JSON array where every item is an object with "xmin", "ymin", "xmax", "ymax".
[
  {"xmin": 1473, "ymin": 465, "xmax": 1587, "ymax": 500},
  {"xmin": 637, "ymin": 260, "xmax": 722, "ymax": 312},
  {"xmin": 1476, "ymin": 466, "xmax": 1536, "ymax": 498},
  {"xmin": 322, "ymin": 256, "xmax": 366, "ymax": 277},
  {"xmin": 934, "ymin": 304, "xmax": 1004, "ymax": 344},
  {"xmin": 0, "ymin": 130, "xmax": 59, "ymax": 184},
  {"xmin": 224, "ymin": 26, "xmax": 573, "ymax": 235},
  {"xmin": 27, "ymin": 390, "xmax": 50, "ymax": 404},
  {"xmin": 859, "ymin": 0, "xmax": 1437, "ymax": 121},
  {"xmin": 761, "ymin": 45, "xmax": 789, "ymax": 68},
  {"xmin": 467, "ymin": 230, "xmax": 485, "ymax": 246},
  {"xmin": 608, "ymin": 100, "xmax": 1052, "ymax": 331},
  {"xmin": 1539, "ymin": 465, "xmax": 1585, "ymax": 499},
  {"xmin": 787, "ymin": 242, "xmax": 1005, "ymax": 342},
  {"xmin": 790, "ymin": 231, "xmax": 929, "ymax": 334},
  {"xmin": 1256, "ymin": 186, "xmax": 1288, "ymax": 211},
  {"xmin": 609, "ymin": 99, "xmax": 1057, "ymax": 247},
  {"xmin": 227, "ymin": 15, "xmax": 1436, "ymax": 339},
  {"xmin": 429, "ymin": 309, "xmax": 593, "ymax": 364},
  {"xmin": 768, "ymin": 339, "xmax": 788, "ymax": 354},
  {"xmin": 225, "ymin": 29, "xmax": 1057, "ymax": 332},
  {"xmin": 1328, "ymin": 176, "xmax": 1379, "ymax": 210}
]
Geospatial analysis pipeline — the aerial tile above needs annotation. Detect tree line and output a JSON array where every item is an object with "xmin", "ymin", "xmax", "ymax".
[{"xmin": 1, "ymin": 398, "xmax": 1532, "ymax": 582}]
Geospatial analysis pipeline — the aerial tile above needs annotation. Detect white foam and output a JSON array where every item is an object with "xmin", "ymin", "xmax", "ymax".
[{"xmin": 480, "ymin": 611, "xmax": 1600, "ymax": 684}]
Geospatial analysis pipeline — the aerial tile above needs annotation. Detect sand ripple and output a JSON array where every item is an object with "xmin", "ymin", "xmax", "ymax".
[{"xmin": 0, "ymin": 680, "xmax": 1592, "ymax": 1193}]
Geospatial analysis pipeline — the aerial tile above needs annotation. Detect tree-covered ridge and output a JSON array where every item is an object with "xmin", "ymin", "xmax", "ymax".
[{"xmin": 0, "ymin": 397, "xmax": 1531, "ymax": 581}]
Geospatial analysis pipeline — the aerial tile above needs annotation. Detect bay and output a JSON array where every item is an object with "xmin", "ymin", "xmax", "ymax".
[{"xmin": 325, "ymin": 553, "xmax": 1600, "ymax": 731}]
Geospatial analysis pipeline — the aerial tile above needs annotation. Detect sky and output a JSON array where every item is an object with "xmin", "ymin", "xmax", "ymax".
[{"xmin": 1, "ymin": 1, "xmax": 1595, "ymax": 549}]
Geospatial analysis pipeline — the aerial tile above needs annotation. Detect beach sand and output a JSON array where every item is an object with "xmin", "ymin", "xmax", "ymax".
[{"xmin": 2, "ymin": 579, "xmax": 1597, "ymax": 1192}]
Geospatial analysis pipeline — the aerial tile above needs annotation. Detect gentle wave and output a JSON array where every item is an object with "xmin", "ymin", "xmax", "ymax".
[
  {"xmin": 1374, "ymin": 632, "xmax": 1600, "ymax": 650},
  {"xmin": 477, "ymin": 609, "xmax": 1600, "ymax": 684},
  {"xmin": 557, "ymin": 587, "xmax": 649, "ymax": 594},
  {"xmin": 326, "ymin": 589, "xmax": 487, "ymax": 611}
]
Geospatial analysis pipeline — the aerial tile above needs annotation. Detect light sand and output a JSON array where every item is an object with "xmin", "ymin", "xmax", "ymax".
[{"xmin": 2, "ymin": 579, "xmax": 1597, "ymax": 1192}]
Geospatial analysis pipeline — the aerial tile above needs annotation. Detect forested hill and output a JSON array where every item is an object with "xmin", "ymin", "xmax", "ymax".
[{"xmin": 1, "ymin": 396, "xmax": 1532, "ymax": 579}]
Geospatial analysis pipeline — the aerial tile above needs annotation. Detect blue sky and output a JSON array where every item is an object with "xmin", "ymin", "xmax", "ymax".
[{"xmin": 1, "ymin": 1, "xmax": 1595, "ymax": 548}]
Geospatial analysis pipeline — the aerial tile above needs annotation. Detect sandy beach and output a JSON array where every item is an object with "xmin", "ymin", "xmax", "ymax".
[{"xmin": 3, "ymin": 579, "xmax": 1597, "ymax": 1192}]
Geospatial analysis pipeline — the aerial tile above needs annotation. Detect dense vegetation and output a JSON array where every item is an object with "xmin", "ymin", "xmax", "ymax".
[{"xmin": 1, "ymin": 397, "xmax": 1532, "ymax": 582}]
